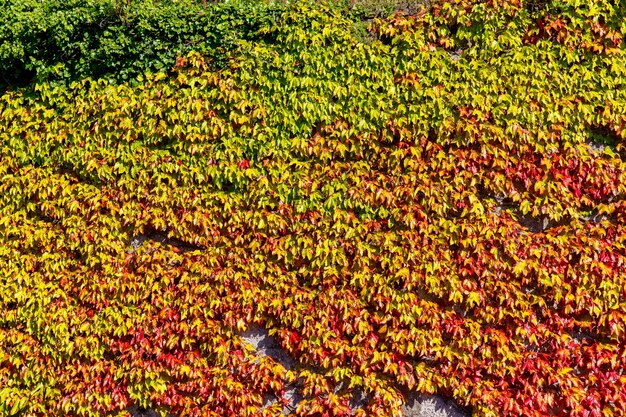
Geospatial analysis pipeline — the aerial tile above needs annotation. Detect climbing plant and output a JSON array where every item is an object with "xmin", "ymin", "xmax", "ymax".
[{"xmin": 2, "ymin": 1, "xmax": 626, "ymax": 416}]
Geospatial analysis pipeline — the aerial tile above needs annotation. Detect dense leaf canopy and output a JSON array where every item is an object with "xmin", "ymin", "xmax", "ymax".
[
  {"xmin": 2, "ymin": 1, "xmax": 626, "ymax": 416},
  {"xmin": 0, "ymin": 0, "xmax": 284, "ymax": 88}
]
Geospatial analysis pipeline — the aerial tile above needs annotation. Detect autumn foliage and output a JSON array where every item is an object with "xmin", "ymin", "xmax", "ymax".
[{"xmin": 2, "ymin": 1, "xmax": 626, "ymax": 416}]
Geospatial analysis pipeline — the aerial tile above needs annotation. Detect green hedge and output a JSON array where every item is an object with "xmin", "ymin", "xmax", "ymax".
[{"xmin": 0, "ymin": 0, "xmax": 285, "ymax": 89}]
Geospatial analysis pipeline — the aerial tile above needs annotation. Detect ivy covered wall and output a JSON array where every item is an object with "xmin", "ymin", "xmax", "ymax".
[{"xmin": 1, "ymin": 1, "xmax": 626, "ymax": 416}]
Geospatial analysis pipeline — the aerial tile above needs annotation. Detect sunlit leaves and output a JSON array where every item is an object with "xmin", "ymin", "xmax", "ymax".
[{"xmin": 1, "ymin": 1, "xmax": 626, "ymax": 416}]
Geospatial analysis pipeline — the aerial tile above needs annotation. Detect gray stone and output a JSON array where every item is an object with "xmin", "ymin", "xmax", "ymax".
[
  {"xmin": 402, "ymin": 394, "xmax": 470, "ymax": 417},
  {"xmin": 587, "ymin": 141, "xmax": 606, "ymax": 155},
  {"xmin": 282, "ymin": 386, "xmax": 303, "ymax": 415},
  {"xmin": 129, "ymin": 233, "xmax": 149, "ymax": 252},
  {"xmin": 241, "ymin": 325, "xmax": 470, "ymax": 417},
  {"xmin": 240, "ymin": 324, "xmax": 295, "ymax": 370},
  {"xmin": 349, "ymin": 388, "xmax": 371, "ymax": 411},
  {"xmin": 240, "ymin": 325, "xmax": 301, "ymax": 414},
  {"xmin": 127, "ymin": 230, "xmax": 204, "ymax": 254}
]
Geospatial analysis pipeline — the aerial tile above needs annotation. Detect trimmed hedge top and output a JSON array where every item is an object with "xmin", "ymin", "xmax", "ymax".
[{"xmin": 2, "ymin": 1, "xmax": 626, "ymax": 416}]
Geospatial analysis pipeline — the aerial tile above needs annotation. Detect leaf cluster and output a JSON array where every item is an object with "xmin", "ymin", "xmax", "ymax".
[{"xmin": 0, "ymin": 0, "xmax": 284, "ymax": 89}]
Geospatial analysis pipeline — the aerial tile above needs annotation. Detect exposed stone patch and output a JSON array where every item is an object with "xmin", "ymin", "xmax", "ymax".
[
  {"xmin": 587, "ymin": 140, "xmax": 606, "ymax": 156},
  {"xmin": 349, "ymin": 387, "xmax": 371, "ymax": 411},
  {"xmin": 129, "ymin": 233, "xmax": 149, "ymax": 252},
  {"xmin": 485, "ymin": 192, "xmax": 569, "ymax": 233},
  {"xmin": 240, "ymin": 324, "xmax": 296, "ymax": 370},
  {"xmin": 240, "ymin": 325, "xmax": 471, "ymax": 416},
  {"xmin": 282, "ymin": 386, "xmax": 304, "ymax": 415},
  {"xmin": 481, "ymin": 188, "xmax": 622, "ymax": 232},
  {"xmin": 489, "ymin": 193, "xmax": 557, "ymax": 233},
  {"xmin": 240, "ymin": 324, "xmax": 301, "ymax": 414},
  {"xmin": 402, "ymin": 394, "xmax": 470, "ymax": 417},
  {"xmin": 128, "ymin": 229, "xmax": 205, "ymax": 254},
  {"xmin": 449, "ymin": 48, "xmax": 464, "ymax": 62},
  {"xmin": 587, "ymin": 124, "xmax": 620, "ymax": 154},
  {"xmin": 580, "ymin": 211, "xmax": 611, "ymax": 224}
]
